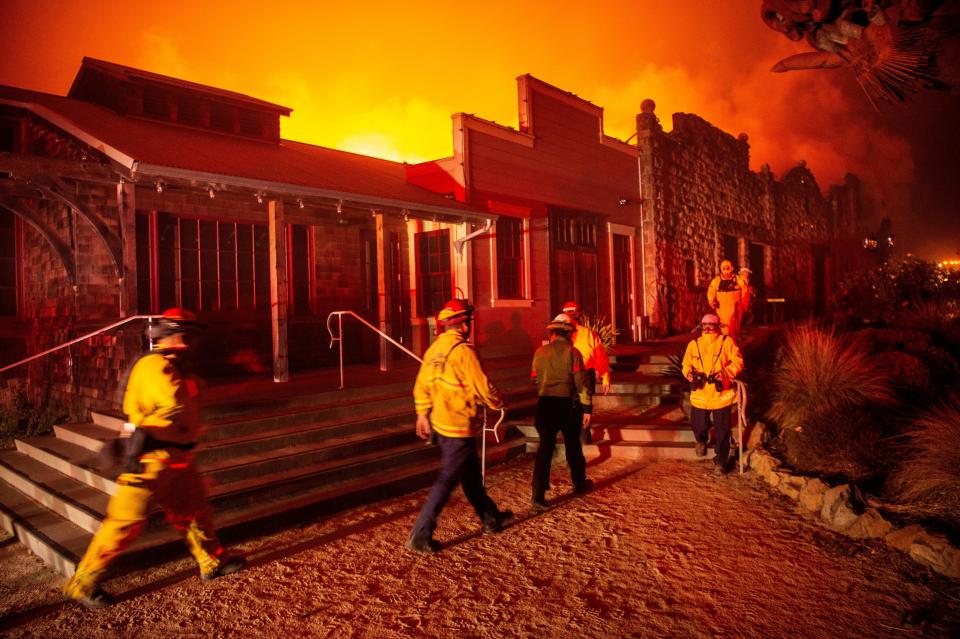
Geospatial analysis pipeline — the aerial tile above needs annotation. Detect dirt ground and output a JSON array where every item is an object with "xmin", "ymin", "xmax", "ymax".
[{"xmin": 1, "ymin": 456, "xmax": 958, "ymax": 638}]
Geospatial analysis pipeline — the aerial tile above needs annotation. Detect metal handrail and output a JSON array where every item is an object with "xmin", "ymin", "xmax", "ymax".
[
  {"xmin": 0, "ymin": 314, "xmax": 162, "ymax": 374},
  {"xmin": 735, "ymin": 380, "xmax": 748, "ymax": 475},
  {"xmin": 326, "ymin": 310, "xmax": 421, "ymax": 389},
  {"xmin": 481, "ymin": 407, "xmax": 507, "ymax": 486}
]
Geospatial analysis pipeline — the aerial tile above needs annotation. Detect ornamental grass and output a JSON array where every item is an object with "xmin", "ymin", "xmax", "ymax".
[
  {"xmin": 767, "ymin": 324, "xmax": 897, "ymax": 481},
  {"xmin": 889, "ymin": 396, "xmax": 960, "ymax": 530}
]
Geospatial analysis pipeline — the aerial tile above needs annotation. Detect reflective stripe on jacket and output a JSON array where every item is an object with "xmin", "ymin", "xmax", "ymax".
[
  {"xmin": 413, "ymin": 330, "xmax": 504, "ymax": 438},
  {"xmin": 571, "ymin": 325, "xmax": 611, "ymax": 386},
  {"xmin": 681, "ymin": 334, "xmax": 744, "ymax": 410},
  {"xmin": 531, "ymin": 337, "xmax": 591, "ymax": 412},
  {"xmin": 122, "ymin": 351, "xmax": 204, "ymax": 444}
]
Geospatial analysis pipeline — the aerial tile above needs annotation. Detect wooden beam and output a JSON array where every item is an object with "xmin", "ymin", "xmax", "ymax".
[
  {"xmin": 375, "ymin": 213, "xmax": 389, "ymax": 371},
  {"xmin": 268, "ymin": 199, "xmax": 289, "ymax": 382},
  {"xmin": 0, "ymin": 151, "xmax": 123, "ymax": 183},
  {"xmin": 0, "ymin": 197, "xmax": 77, "ymax": 286},
  {"xmin": 118, "ymin": 180, "xmax": 138, "ymax": 315}
]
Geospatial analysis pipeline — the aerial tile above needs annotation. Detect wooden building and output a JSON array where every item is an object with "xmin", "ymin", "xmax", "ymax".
[{"xmin": 0, "ymin": 59, "xmax": 865, "ymax": 417}]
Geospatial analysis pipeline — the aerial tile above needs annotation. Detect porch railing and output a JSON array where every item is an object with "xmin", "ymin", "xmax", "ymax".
[
  {"xmin": 0, "ymin": 314, "xmax": 162, "ymax": 375},
  {"xmin": 326, "ymin": 310, "xmax": 421, "ymax": 389}
]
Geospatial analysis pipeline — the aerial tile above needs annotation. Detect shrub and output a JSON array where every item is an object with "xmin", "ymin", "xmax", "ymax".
[
  {"xmin": 889, "ymin": 396, "xmax": 960, "ymax": 530},
  {"xmin": 837, "ymin": 257, "xmax": 960, "ymax": 325},
  {"xmin": 578, "ymin": 314, "xmax": 619, "ymax": 351},
  {"xmin": 0, "ymin": 383, "xmax": 67, "ymax": 449},
  {"xmin": 766, "ymin": 324, "xmax": 897, "ymax": 481}
]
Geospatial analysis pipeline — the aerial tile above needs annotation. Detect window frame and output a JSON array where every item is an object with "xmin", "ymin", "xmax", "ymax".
[
  {"xmin": 490, "ymin": 215, "xmax": 532, "ymax": 307},
  {"xmin": 414, "ymin": 228, "xmax": 452, "ymax": 318},
  {"xmin": 137, "ymin": 210, "xmax": 312, "ymax": 315},
  {"xmin": 0, "ymin": 209, "xmax": 22, "ymax": 318}
]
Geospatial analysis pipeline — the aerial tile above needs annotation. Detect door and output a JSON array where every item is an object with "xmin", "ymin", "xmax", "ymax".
[{"xmin": 612, "ymin": 233, "xmax": 633, "ymax": 342}]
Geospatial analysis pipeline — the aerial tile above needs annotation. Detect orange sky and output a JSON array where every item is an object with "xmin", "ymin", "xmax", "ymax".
[{"xmin": 1, "ymin": 0, "xmax": 958, "ymax": 259}]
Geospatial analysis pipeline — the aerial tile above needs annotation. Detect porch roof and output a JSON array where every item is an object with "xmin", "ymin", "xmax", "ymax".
[{"xmin": 0, "ymin": 84, "xmax": 492, "ymax": 222}]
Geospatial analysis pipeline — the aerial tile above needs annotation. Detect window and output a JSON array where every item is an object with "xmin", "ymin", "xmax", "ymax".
[
  {"xmin": 722, "ymin": 234, "xmax": 739, "ymax": 268},
  {"xmin": 288, "ymin": 224, "xmax": 313, "ymax": 315},
  {"xmin": 0, "ymin": 209, "xmax": 19, "ymax": 316},
  {"xmin": 495, "ymin": 216, "xmax": 524, "ymax": 299},
  {"xmin": 685, "ymin": 259, "xmax": 697, "ymax": 288},
  {"xmin": 0, "ymin": 116, "xmax": 24, "ymax": 153},
  {"xmin": 549, "ymin": 209, "xmax": 599, "ymax": 315},
  {"xmin": 138, "ymin": 211, "xmax": 274, "ymax": 313},
  {"xmin": 415, "ymin": 229, "xmax": 451, "ymax": 317}
]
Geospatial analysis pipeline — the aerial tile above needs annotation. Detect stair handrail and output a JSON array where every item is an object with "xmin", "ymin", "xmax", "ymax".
[
  {"xmin": 735, "ymin": 380, "xmax": 749, "ymax": 475},
  {"xmin": 481, "ymin": 407, "xmax": 507, "ymax": 486},
  {"xmin": 326, "ymin": 310, "xmax": 422, "ymax": 389},
  {"xmin": 0, "ymin": 314, "xmax": 162, "ymax": 374}
]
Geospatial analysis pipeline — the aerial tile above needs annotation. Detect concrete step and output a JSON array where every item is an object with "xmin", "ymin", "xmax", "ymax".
[
  {"xmin": 592, "ymin": 394, "xmax": 681, "ymax": 410},
  {"xmin": 0, "ymin": 434, "xmax": 528, "ymax": 577},
  {"xmin": 527, "ymin": 440, "xmax": 700, "ymax": 461}
]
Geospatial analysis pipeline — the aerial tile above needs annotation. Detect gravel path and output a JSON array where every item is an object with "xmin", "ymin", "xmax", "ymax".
[{"xmin": 1, "ymin": 456, "xmax": 958, "ymax": 638}]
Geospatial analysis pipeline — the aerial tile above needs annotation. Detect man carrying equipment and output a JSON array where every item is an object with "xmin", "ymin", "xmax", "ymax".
[
  {"xmin": 63, "ymin": 308, "xmax": 245, "ymax": 608},
  {"xmin": 407, "ymin": 299, "xmax": 514, "ymax": 554},
  {"xmin": 560, "ymin": 301, "xmax": 611, "ymax": 444}
]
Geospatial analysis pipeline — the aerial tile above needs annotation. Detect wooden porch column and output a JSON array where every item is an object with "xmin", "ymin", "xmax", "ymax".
[
  {"xmin": 375, "ymin": 213, "xmax": 390, "ymax": 371},
  {"xmin": 117, "ymin": 180, "xmax": 138, "ymax": 316},
  {"xmin": 268, "ymin": 199, "xmax": 289, "ymax": 382}
]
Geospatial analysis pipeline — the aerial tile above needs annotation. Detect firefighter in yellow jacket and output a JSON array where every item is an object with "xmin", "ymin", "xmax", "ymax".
[
  {"xmin": 406, "ymin": 299, "xmax": 514, "ymax": 554},
  {"xmin": 561, "ymin": 301, "xmax": 611, "ymax": 444},
  {"xmin": 707, "ymin": 260, "xmax": 749, "ymax": 344},
  {"xmin": 682, "ymin": 313, "xmax": 744, "ymax": 475},
  {"xmin": 64, "ymin": 308, "xmax": 244, "ymax": 608}
]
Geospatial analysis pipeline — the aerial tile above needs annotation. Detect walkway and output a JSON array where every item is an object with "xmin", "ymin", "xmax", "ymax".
[{"xmin": 1, "ymin": 456, "xmax": 957, "ymax": 637}]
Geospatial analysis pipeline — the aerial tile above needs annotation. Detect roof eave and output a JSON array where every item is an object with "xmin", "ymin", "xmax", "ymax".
[{"xmin": 134, "ymin": 162, "xmax": 496, "ymax": 223}]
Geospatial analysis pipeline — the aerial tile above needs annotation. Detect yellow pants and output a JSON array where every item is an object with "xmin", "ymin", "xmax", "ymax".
[
  {"xmin": 64, "ymin": 449, "xmax": 225, "ymax": 599},
  {"xmin": 718, "ymin": 303, "xmax": 742, "ymax": 345}
]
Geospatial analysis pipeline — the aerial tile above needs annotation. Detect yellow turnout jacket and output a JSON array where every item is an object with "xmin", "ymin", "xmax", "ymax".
[
  {"xmin": 123, "ymin": 351, "xmax": 204, "ymax": 445},
  {"xmin": 681, "ymin": 333, "xmax": 743, "ymax": 410},
  {"xmin": 571, "ymin": 325, "xmax": 611, "ymax": 386},
  {"xmin": 413, "ymin": 330, "xmax": 504, "ymax": 438}
]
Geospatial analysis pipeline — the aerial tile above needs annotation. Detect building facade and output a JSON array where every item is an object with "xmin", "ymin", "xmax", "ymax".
[{"xmin": 0, "ymin": 59, "xmax": 865, "ymax": 417}]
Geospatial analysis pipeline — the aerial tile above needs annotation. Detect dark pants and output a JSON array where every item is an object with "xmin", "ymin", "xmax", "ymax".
[
  {"xmin": 410, "ymin": 433, "xmax": 501, "ymax": 542},
  {"xmin": 532, "ymin": 396, "xmax": 587, "ymax": 502},
  {"xmin": 578, "ymin": 369, "xmax": 596, "ymax": 445},
  {"xmin": 691, "ymin": 405, "xmax": 732, "ymax": 466}
]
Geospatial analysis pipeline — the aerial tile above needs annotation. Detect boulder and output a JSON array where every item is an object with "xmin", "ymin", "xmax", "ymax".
[
  {"xmin": 751, "ymin": 452, "xmax": 781, "ymax": 480},
  {"xmin": 820, "ymin": 484, "xmax": 859, "ymax": 531},
  {"xmin": 799, "ymin": 478, "xmax": 828, "ymax": 513},
  {"xmin": 745, "ymin": 422, "xmax": 767, "ymax": 450},
  {"xmin": 766, "ymin": 471, "xmax": 781, "ymax": 487},
  {"xmin": 908, "ymin": 531, "xmax": 960, "ymax": 579},
  {"xmin": 846, "ymin": 508, "xmax": 893, "ymax": 539},
  {"xmin": 777, "ymin": 475, "xmax": 806, "ymax": 500},
  {"xmin": 885, "ymin": 525, "xmax": 924, "ymax": 552}
]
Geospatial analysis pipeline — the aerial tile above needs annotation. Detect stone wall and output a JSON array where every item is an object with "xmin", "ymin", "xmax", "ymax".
[{"xmin": 637, "ymin": 103, "xmax": 863, "ymax": 334}]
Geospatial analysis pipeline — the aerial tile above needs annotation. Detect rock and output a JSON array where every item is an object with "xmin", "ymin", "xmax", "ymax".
[
  {"xmin": 766, "ymin": 470, "xmax": 782, "ymax": 488},
  {"xmin": 740, "ymin": 448, "xmax": 754, "ymax": 468},
  {"xmin": 846, "ymin": 508, "xmax": 893, "ymax": 539},
  {"xmin": 751, "ymin": 452, "xmax": 781, "ymax": 480},
  {"xmin": 777, "ymin": 475, "xmax": 806, "ymax": 500},
  {"xmin": 799, "ymin": 478, "xmax": 828, "ymax": 513},
  {"xmin": 745, "ymin": 422, "xmax": 767, "ymax": 450},
  {"xmin": 885, "ymin": 525, "xmax": 924, "ymax": 552},
  {"xmin": 908, "ymin": 532, "xmax": 960, "ymax": 579},
  {"xmin": 820, "ymin": 484, "xmax": 859, "ymax": 531}
]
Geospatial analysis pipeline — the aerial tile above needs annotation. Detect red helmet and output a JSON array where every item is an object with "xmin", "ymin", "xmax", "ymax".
[
  {"xmin": 436, "ymin": 299, "xmax": 474, "ymax": 333},
  {"xmin": 561, "ymin": 300, "xmax": 581, "ymax": 316},
  {"xmin": 147, "ymin": 307, "xmax": 202, "ymax": 340}
]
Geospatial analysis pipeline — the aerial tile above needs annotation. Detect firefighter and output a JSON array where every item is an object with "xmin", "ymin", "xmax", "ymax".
[
  {"xmin": 407, "ymin": 299, "xmax": 514, "ymax": 554},
  {"xmin": 63, "ymin": 308, "xmax": 245, "ymax": 608},
  {"xmin": 681, "ymin": 313, "xmax": 744, "ymax": 475},
  {"xmin": 530, "ymin": 314, "xmax": 593, "ymax": 511},
  {"xmin": 707, "ymin": 259, "xmax": 750, "ymax": 344},
  {"xmin": 560, "ymin": 301, "xmax": 611, "ymax": 445}
]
